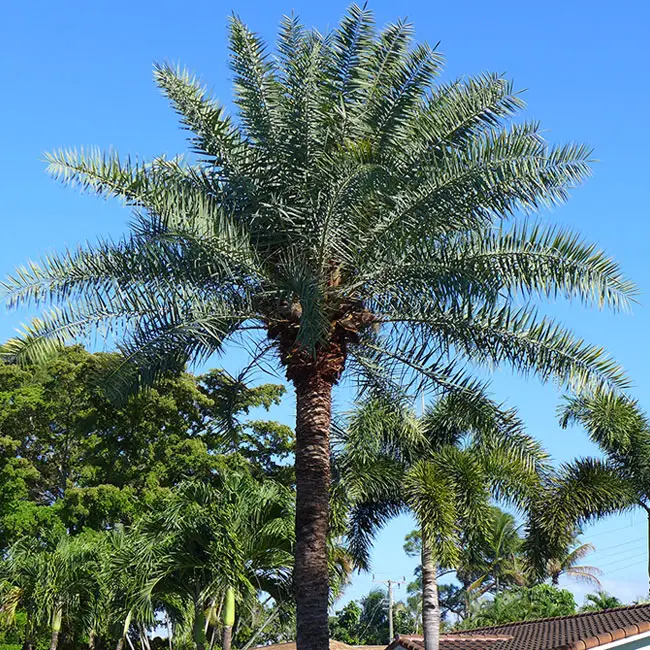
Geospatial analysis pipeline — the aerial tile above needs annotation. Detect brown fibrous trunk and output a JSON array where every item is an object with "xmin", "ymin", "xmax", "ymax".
[{"xmin": 293, "ymin": 364, "xmax": 337, "ymax": 650}]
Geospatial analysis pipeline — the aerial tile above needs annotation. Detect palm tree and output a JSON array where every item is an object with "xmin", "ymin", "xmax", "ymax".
[
  {"xmin": 464, "ymin": 508, "xmax": 529, "ymax": 596},
  {"xmin": 0, "ymin": 534, "xmax": 101, "ymax": 650},
  {"xmin": 120, "ymin": 471, "xmax": 294, "ymax": 650},
  {"xmin": 581, "ymin": 591, "xmax": 622, "ymax": 612},
  {"xmin": 546, "ymin": 541, "xmax": 602, "ymax": 587},
  {"xmin": 559, "ymin": 394, "xmax": 650, "ymax": 585},
  {"xmin": 1, "ymin": 7, "xmax": 635, "ymax": 649},
  {"xmin": 337, "ymin": 394, "xmax": 549, "ymax": 650}
]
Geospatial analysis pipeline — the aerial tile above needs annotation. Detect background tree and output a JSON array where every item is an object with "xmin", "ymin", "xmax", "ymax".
[
  {"xmin": 329, "ymin": 589, "xmax": 416, "ymax": 645},
  {"xmin": 0, "ymin": 345, "xmax": 291, "ymax": 548},
  {"xmin": 458, "ymin": 584, "xmax": 576, "ymax": 628},
  {"xmin": 546, "ymin": 541, "xmax": 601, "ymax": 588},
  {"xmin": 338, "ymin": 394, "xmax": 549, "ymax": 650},
  {"xmin": 2, "ymin": 6, "xmax": 635, "ymax": 650},
  {"xmin": 580, "ymin": 592, "xmax": 623, "ymax": 612},
  {"xmin": 560, "ymin": 394, "xmax": 650, "ymax": 585}
]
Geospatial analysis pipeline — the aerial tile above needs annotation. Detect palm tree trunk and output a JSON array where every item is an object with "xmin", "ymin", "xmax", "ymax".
[
  {"xmin": 293, "ymin": 368, "xmax": 334, "ymax": 650},
  {"xmin": 88, "ymin": 630, "xmax": 96, "ymax": 650},
  {"xmin": 50, "ymin": 603, "xmax": 63, "ymax": 650},
  {"xmin": 193, "ymin": 602, "xmax": 207, "ymax": 650},
  {"xmin": 421, "ymin": 532, "xmax": 440, "ymax": 650},
  {"xmin": 646, "ymin": 507, "xmax": 650, "ymax": 591},
  {"xmin": 115, "ymin": 638, "xmax": 124, "ymax": 650},
  {"xmin": 222, "ymin": 587, "xmax": 235, "ymax": 650},
  {"xmin": 22, "ymin": 631, "xmax": 33, "ymax": 650},
  {"xmin": 222, "ymin": 627, "xmax": 233, "ymax": 650}
]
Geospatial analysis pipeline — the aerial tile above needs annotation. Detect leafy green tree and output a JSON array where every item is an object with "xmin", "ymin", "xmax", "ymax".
[
  {"xmin": 0, "ymin": 345, "xmax": 290, "ymax": 547},
  {"xmin": 338, "ymin": 394, "xmax": 549, "ymax": 650},
  {"xmin": 329, "ymin": 590, "xmax": 415, "ymax": 645},
  {"xmin": 329, "ymin": 601, "xmax": 362, "ymax": 645},
  {"xmin": 580, "ymin": 592, "xmax": 623, "ymax": 612},
  {"xmin": 459, "ymin": 584, "xmax": 576, "ymax": 628},
  {"xmin": 2, "ymin": 6, "xmax": 635, "ymax": 649}
]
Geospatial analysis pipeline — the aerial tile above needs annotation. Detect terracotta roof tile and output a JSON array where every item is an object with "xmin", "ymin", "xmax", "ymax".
[{"xmin": 388, "ymin": 604, "xmax": 650, "ymax": 650}]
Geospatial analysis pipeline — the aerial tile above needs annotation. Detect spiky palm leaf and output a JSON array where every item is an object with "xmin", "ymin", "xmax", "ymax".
[{"xmin": 556, "ymin": 393, "xmax": 650, "ymax": 584}]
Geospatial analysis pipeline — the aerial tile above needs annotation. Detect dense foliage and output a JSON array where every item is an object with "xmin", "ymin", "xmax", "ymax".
[
  {"xmin": 459, "ymin": 585, "xmax": 577, "ymax": 628},
  {"xmin": 0, "ymin": 347, "xmax": 298, "ymax": 650}
]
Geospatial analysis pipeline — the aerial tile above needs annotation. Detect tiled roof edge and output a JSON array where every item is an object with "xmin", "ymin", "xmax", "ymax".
[
  {"xmin": 445, "ymin": 604, "xmax": 650, "ymax": 636},
  {"xmin": 560, "ymin": 621, "xmax": 650, "ymax": 650},
  {"xmin": 388, "ymin": 636, "xmax": 424, "ymax": 650}
]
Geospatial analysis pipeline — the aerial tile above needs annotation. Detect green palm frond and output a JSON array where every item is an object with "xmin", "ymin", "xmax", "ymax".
[{"xmin": 3, "ymin": 4, "xmax": 633, "ymax": 404}]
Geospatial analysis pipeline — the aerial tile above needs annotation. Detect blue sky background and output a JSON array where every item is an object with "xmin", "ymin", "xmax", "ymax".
[{"xmin": 2, "ymin": 0, "xmax": 650, "ymax": 609}]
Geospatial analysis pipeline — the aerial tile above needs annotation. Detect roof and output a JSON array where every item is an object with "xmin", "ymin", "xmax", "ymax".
[
  {"xmin": 388, "ymin": 604, "xmax": 650, "ymax": 650},
  {"xmin": 255, "ymin": 642, "xmax": 386, "ymax": 650}
]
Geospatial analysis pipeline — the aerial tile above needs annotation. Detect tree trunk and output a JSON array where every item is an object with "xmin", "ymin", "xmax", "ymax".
[
  {"xmin": 222, "ymin": 587, "xmax": 235, "ymax": 650},
  {"xmin": 89, "ymin": 630, "xmax": 96, "ymax": 650},
  {"xmin": 115, "ymin": 638, "xmax": 125, "ymax": 650},
  {"xmin": 50, "ymin": 603, "xmax": 63, "ymax": 650},
  {"xmin": 222, "ymin": 627, "xmax": 233, "ymax": 650},
  {"xmin": 421, "ymin": 533, "xmax": 440, "ymax": 650},
  {"xmin": 646, "ymin": 508, "xmax": 650, "ymax": 590},
  {"xmin": 293, "ymin": 369, "xmax": 334, "ymax": 650},
  {"xmin": 193, "ymin": 602, "xmax": 207, "ymax": 650}
]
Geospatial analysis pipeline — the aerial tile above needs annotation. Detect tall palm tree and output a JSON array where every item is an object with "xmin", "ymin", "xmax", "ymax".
[
  {"xmin": 1, "ymin": 7, "xmax": 635, "ymax": 649},
  {"xmin": 337, "ymin": 394, "xmax": 549, "ymax": 650},
  {"xmin": 546, "ymin": 541, "xmax": 601, "ymax": 587}
]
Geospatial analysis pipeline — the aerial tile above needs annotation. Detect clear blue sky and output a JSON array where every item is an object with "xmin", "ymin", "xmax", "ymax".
[{"xmin": 2, "ymin": 0, "xmax": 650, "ymax": 607}]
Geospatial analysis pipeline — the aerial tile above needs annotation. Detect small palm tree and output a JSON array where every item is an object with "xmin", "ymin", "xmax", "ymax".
[
  {"xmin": 560, "ymin": 394, "xmax": 650, "ymax": 585},
  {"xmin": 0, "ymin": 534, "xmax": 101, "ymax": 650},
  {"xmin": 2, "ymin": 7, "xmax": 635, "ymax": 650},
  {"xmin": 337, "ymin": 393, "xmax": 549, "ymax": 650},
  {"xmin": 581, "ymin": 591, "xmax": 622, "ymax": 612},
  {"xmin": 464, "ymin": 508, "xmax": 529, "ymax": 596},
  {"xmin": 546, "ymin": 541, "xmax": 601, "ymax": 587},
  {"xmin": 119, "ymin": 472, "xmax": 294, "ymax": 650}
]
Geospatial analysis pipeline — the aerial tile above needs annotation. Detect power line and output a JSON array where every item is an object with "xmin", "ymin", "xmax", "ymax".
[
  {"xmin": 596, "ymin": 547, "xmax": 648, "ymax": 566},
  {"xmin": 607, "ymin": 559, "xmax": 647, "ymax": 576},
  {"xmin": 595, "ymin": 535, "xmax": 646, "ymax": 552},
  {"xmin": 599, "ymin": 552, "xmax": 647, "ymax": 571},
  {"xmin": 583, "ymin": 522, "xmax": 639, "ymax": 539}
]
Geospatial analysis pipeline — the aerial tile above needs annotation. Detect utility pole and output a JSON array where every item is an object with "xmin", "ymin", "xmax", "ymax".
[{"xmin": 373, "ymin": 576, "xmax": 406, "ymax": 643}]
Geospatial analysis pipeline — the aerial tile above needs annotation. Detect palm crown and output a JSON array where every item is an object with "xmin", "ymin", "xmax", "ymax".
[
  {"xmin": 0, "ymin": 6, "xmax": 636, "ymax": 650},
  {"xmin": 2, "ymin": 7, "xmax": 633, "ymax": 395}
]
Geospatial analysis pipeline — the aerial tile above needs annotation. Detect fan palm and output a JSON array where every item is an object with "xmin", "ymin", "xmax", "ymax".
[
  {"xmin": 1, "ymin": 6, "xmax": 635, "ymax": 649},
  {"xmin": 336, "ymin": 393, "xmax": 550, "ymax": 650}
]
